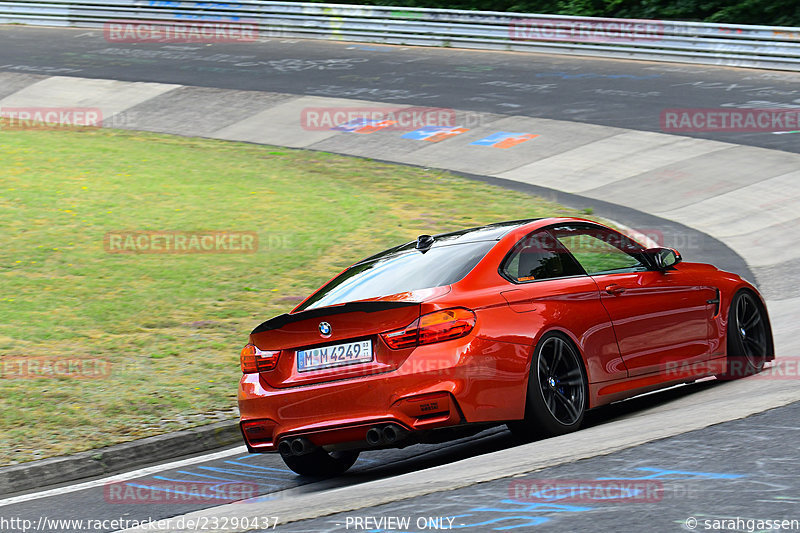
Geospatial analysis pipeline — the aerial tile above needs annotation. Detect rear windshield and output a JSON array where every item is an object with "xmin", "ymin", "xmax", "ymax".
[{"xmin": 295, "ymin": 241, "xmax": 496, "ymax": 312}]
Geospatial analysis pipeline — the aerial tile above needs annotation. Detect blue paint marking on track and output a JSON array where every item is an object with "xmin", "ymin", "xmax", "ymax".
[
  {"xmin": 152, "ymin": 473, "xmax": 231, "ymax": 483},
  {"xmin": 153, "ymin": 470, "xmax": 273, "ymax": 483},
  {"xmin": 133, "ymin": 456, "xmax": 294, "ymax": 497},
  {"xmin": 402, "ymin": 126, "xmax": 447, "ymax": 140},
  {"xmin": 456, "ymin": 515, "xmax": 550, "ymax": 530},
  {"xmin": 222, "ymin": 459, "xmax": 293, "ymax": 473},
  {"xmin": 401, "ymin": 126, "xmax": 466, "ymax": 141},
  {"xmin": 597, "ymin": 467, "xmax": 744, "ymax": 480},
  {"xmin": 452, "ymin": 500, "xmax": 593, "ymax": 530},
  {"xmin": 195, "ymin": 465, "xmax": 285, "ymax": 479},
  {"xmin": 235, "ymin": 454, "xmax": 263, "ymax": 461},
  {"xmin": 332, "ymin": 118, "xmax": 395, "ymax": 133},
  {"xmin": 512, "ymin": 482, "xmax": 648, "ymax": 502},
  {"xmin": 470, "ymin": 132, "xmax": 537, "ymax": 148}
]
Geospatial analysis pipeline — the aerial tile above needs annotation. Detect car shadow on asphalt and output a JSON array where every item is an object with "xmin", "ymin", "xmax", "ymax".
[{"xmin": 295, "ymin": 379, "xmax": 723, "ymax": 493}]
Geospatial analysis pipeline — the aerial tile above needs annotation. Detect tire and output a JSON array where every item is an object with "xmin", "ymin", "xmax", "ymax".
[
  {"xmin": 280, "ymin": 448, "xmax": 359, "ymax": 477},
  {"xmin": 508, "ymin": 331, "xmax": 587, "ymax": 442},
  {"xmin": 721, "ymin": 290, "xmax": 771, "ymax": 379}
]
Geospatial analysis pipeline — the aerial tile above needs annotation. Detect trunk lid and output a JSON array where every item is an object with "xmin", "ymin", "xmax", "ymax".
[{"xmin": 250, "ymin": 300, "xmax": 423, "ymax": 388}]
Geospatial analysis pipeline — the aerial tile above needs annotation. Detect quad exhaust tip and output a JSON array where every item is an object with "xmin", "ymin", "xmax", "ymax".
[
  {"xmin": 383, "ymin": 424, "xmax": 400, "ymax": 444},
  {"xmin": 280, "ymin": 425, "xmax": 407, "ymax": 454},
  {"xmin": 277, "ymin": 440, "xmax": 292, "ymax": 456},
  {"xmin": 366, "ymin": 427, "xmax": 383, "ymax": 446},
  {"xmin": 366, "ymin": 424, "xmax": 407, "ymax": 446},
  {"xmin": 278, "ymin": 437, "xmax": 315, "ymax": 457}
]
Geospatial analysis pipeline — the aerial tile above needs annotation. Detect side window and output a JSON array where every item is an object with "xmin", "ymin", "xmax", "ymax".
[
  {"xmin": 551, "ymin": 224, "xmax": 647, "ymax": 275},
  {"xmin": 501, "ymin": 230, "xmax": 585, "ymax": 282}
]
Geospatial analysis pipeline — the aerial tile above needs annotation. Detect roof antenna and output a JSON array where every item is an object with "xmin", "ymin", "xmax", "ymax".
[{"xmin": 416, "ymin": 234, "xmax": 435, "ymax": 252}]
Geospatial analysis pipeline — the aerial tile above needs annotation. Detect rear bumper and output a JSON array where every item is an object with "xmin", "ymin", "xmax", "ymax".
[{"xmin": 238, "ymin": 336, "xmax": 528, "ymax": 451}]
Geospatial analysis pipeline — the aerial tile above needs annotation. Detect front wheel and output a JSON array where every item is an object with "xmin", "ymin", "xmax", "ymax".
[
  {"xmin": 280, "ymin": 448, "xmax": 359, "ymax": 477},
  {"xmin": 508, "ymin": 332, "xmax": 587, "ymax": 442},
  {"xmin": 721, "ymin": 290, "xmax": 771, "ymax": 379}
]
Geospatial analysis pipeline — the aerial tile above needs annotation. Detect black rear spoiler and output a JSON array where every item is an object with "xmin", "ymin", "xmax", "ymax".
[{"xmin": 251, "ymin": 301, "xmax": 419, "ymax": 334}]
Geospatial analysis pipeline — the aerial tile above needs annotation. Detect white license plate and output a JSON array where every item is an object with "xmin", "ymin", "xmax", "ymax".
[{"xmin": 296, "ymin": 339, "xmax": 373, "ymax": 372}]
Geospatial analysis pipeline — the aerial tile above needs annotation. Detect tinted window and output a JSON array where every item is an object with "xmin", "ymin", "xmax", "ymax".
[
  {"xmin": 551, "ymin": 224, "xmax": 647, "ymax": 275},
  {"xmin": 357, "ymin": 219, "xmax": 539, "ymax": 264},
  {"xmin": 501, "ymin": 230, "xmax": 584, "ymax": 282},
  {"xmin": 296, "ymin": 241, "xmax": 496, "ymax": 311}
]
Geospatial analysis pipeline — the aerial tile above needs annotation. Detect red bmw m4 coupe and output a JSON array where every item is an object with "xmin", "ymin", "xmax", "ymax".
[{"xmin": 238, "ymin": 218, "xmax": 773, "ymax": 475}]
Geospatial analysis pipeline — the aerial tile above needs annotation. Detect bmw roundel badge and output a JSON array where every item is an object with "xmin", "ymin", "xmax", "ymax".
[{"xmin": 318, "ymin": 321, "xmax": 332, "ymax": 337}]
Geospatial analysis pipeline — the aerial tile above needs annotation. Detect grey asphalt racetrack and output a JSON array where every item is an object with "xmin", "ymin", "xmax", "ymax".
[
  {"xmin": 1, "ymin": 25, "xmax": 799, "ymax": 154},
  {"xmin": 1, "ymin": 23, "xmax": 799, "ymax": 533}
]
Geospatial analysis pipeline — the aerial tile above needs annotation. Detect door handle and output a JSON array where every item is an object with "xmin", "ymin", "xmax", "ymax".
[{"xmin": 605, "ymin": 284, "xmax": 626, "ymax": 295}]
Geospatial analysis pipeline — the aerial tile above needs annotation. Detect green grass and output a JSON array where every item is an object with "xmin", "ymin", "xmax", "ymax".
[{"xmin": 0, "ymin": 127, "xmax": 586, "ymax": 465}]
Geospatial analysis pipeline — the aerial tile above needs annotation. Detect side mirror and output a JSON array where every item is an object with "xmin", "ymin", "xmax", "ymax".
[{"xmin": 647, "ymin": 247, "xmax": 682, "ymax": 270}]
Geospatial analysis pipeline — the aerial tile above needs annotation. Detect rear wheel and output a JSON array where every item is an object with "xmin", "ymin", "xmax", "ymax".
[
  {"xmin": 280, "ymin": 448, "xmax": 359, "ymax": 477},
  {"xmin": 722, "ymin": 290, "xmax": 770, "ymax": 379},
  {"xmin": 508, "ymin": 331, "xmax": 587, "ymax": 441}
]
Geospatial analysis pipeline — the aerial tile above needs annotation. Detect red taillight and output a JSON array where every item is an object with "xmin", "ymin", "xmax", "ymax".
[
  {"xmin": 240, "ymin": 344, "xmax": 280, "ymax": 373},
  {"xmin": 381, "ymin": 308, "xmax": 476, "ymax": 350},
  {"xmin": 382, "ymin": 320, "xmax": 421, "ymax": 349},
  {"xmin": 418, "ymin": 308, "xmax": 477, "ymax": 345}
]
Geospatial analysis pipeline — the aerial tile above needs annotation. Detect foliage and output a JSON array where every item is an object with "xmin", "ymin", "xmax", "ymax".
[{"xmin": 310, "ymin": 0, "xmax": 800, "ymax": 26}]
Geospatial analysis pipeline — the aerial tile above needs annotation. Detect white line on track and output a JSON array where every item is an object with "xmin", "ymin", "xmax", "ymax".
[{"xmin": 0, "ymin": 445, "xmax": 248, "ymax": 508}]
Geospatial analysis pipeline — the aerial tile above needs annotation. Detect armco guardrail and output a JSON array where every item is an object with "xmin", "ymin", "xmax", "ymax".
[{"xmin": 1, "ymin": 0, "xmax": 800, "ymax": 71}]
